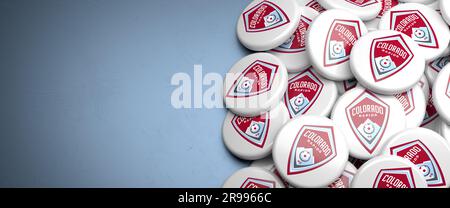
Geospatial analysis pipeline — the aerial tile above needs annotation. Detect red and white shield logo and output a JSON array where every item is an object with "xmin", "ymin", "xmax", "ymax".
[
  {"xmin": 377, "ymin": 0, "xmax": 399, "ymax": 18},
  {"xmin": 272, "ymin": 15, "xmax": 312, "ymax": 53},
  {"xmin": 345, "ymin": 0, "xmax": 379, "ymax": 7},
  {"xmin": 373, "ymin": 168, "xmax": 416, "ymax": 188},
  {"xmin": 370, "ymin": 34, "xmax": 414, "ymax": 82},
  {"xmin": 324, "ymin": 20, "xmax": 362, "ymax": 67},
  {"xmin": 226, "ymin": 60, "xmax": 278, "ymax": 98},
  {"xmin": 428, "ymin": 56, "xmax": 449, "ymax": 73},
  {"xmin": 287, "ymin": 125, "xmax": 337, "ymax": 175},
  {"xmin": 394, "ymin": 89, "xmax": 415, "ymax": 115},
  {"xmin": 242, "ymin": 1, "xmax": 290, "ymax": 33},
  {"xmin": 329, "ymin": 170, "xmax": 355, "ymax": 188},
  {"xmin": 421, "ymin": 88, "xmax": 438, "ymax": 127},
  {"xmin": 390, "ymin": 10, "xmax": 439, "ymax": 48},
  {"xmin": 231, "ymin": 113, "xmax": 270, "ymax": 148},
  {"xmin": 240, "ymin": 177, "xmax": 275, "ymax": 188},
  {"xmin": 345, "ymin": 91, "xmax": 389, "ymax": 154},
  {"xmin": 305, "ymin": 0, "xmax": 326, "ymax": 13},
  {"xmin": 390, "ymin": 140, "xmax": 446, "ymax": 187},
  {"xmin": 283, "ymin": 68, "xmax": 324, "ymax": 118}
]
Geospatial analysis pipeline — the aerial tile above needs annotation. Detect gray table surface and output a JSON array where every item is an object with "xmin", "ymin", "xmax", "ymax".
[{"xmin": 0, "ymin": 0, "xmax": 251, "ymax": 187}]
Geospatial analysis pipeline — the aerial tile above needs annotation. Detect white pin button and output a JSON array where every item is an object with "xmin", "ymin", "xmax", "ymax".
[
  {"xmin": 432, "ymin": 65, "xmax": 450, "ymax": 124},
  {"xmin": 224, "ymin": 53, "xmax": 288, "ymax": 117},
  {"xmin": 307, "ymin": 9, "xmax": 368, "ymax": 81},
  {"xmin": 270, "ymin": 7, "xmax": 320, "ymax": 73},
  {"xmin": 381, "ymin": 127, "xmax": 450, "ymax": 188},
  {"xmin": 273, "ymin": 115, "xmax": 349, "ymax": 187},
  {"xmin": 316, "ymin": 0, "xmax": 382, "ymax": 21},
  {"xmin": 331, "ymin": 86, "xmax": 406, "ymax": 160},
  {"xmin": 283, "ymin": 68, "xmax": 338, "ymax": 118},
  {"xmin": 379, "ymin": 3, "xmax": 450, "ymax": 61},
  {"xmin": 328, "ymin": 162, "xmax": 358, "ymax": 188},
  {"xmin": 336, "ymin": 79, "xmax": 358, "ymax": 95},
  {"xmin": 297, "ymin": 0, "xmax": 327, "ymax": 13},
  {"xmin": 394, "ymin": 84, "xmax": 426, "ymax": 128},
  {"xmin": 223, "ymin": 167, "xmax": 286, "ymax": 188},
  {"xmin": 439, "ymin": 121, "xmax": 450, "ymax": 140},
  {"xmin": 350, "ymin": 30, "xmax": 425, "ymax": 95},
  {"xmin": 223, "ymin": 103, "xmax": 289, "ymax": 160},
  {"xmin": 427, "ymin": 0, "xmax": 441, "ymax": 13},
  {"xmin": 426, "ymin": 52, "xmax": 450, "ymax": 85},
  {"xmin": 351, "ymin": 155, "xmax": 428, "ymax": 188},
  {"xmin": 364, "ymin": 0, "xmax": 401, "ymax": 31},
  {"xmin": 441, "ymin": 0, "xmax": 450, "ymax": 25},
  {"xmin": 237, "ymin": 0, "xmax": 301, "ymax": 51}
]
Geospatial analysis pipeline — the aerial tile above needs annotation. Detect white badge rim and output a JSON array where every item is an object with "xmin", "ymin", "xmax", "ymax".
[
  {"xmin": 317, "ymin": 0, "xmax": 382, "ymax": 21},
  {"xmin": 432, "ymin": 65, "xmax": 450, "ymax": 125},
  {"xmin": 223, "ymin": 167, "xmax": 286, "ymax": 188}
]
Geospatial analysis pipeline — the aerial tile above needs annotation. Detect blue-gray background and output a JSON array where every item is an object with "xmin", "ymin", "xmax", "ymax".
[{"xmin": 0, "ymin": 0, "xmax": 251, "ymax": 187}]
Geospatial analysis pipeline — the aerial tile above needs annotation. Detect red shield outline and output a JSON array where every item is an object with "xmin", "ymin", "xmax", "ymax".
[
  {"xmin": 231, "ymin": 112, "xmax": 270, "ymax": 148},
  {"xmin": 373, "ymin": 167, "xmax": 416, "ymax": 188},
  {"xmin": 394, "ymin": 88, "xmax": 415, "ymax": 116},
  {"xmin": 242, "ymin": 1, "xmax": 290, "ymax": 33},
  {"xmin": 428, "ymin": 56, "xmax": 449, "ymax": 73},
  {"xmin": 345, "ymin": 90, "xmax": 390, "ymax": 154},
  {"xmin": 271, "ymin": 15, "xmax": 312, "ymax": 53},
  {"xmin": 240, "ymin": 177, "xmax": 276, "ymax": 188},
  {"xmin": 287, "ymin": 125, "xmax": 337, "ymax": 175},
  {"xmin": 305, "ymin": 0, "xmax": 326, "ymax": 13},
  {"xmin": 370, "ymin": 34, "xmax": 414, "ymax": 82},
  {"xmin": 421, "ymin": 88, "xmax": 438, "ymax": 127},
  {"xmin": 345, "ymin": 0, "xmax": 379, "ymax": 7}
]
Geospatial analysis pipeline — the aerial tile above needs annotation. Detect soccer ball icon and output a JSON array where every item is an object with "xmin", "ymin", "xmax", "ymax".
[
  {"xmin": 329, "ymin": 40, "xmax": 346, "ymax": 59},
  {"xmin": 357, "ymin": 119, "xmax": 381, "ymax": 144},
  {"xmin": 375, "ymin": 56, "xmax": 397, "ymax": 73},
  {"xmin": 295, "ymin": 147, "xmax": 315, "ymax": 167},
  {"xmin": 264, "ymin": 11, "xmax": 281, "ymax": 27},
  {"xmin": 245, "ymin": 121, "xmax": 265, "ymax": 139},
  {"xmin": 236, "ymin": 77, "xmax": 254, "ymax": 94},
  {"xmin": 289, "ymin": 93, "xmax": 310, "ymax": 114},
  {"xmin": 417, "ymin": 161, "xmax": 436, "ymax": 180},
  {"xmin": 412, "ymin": 27, "xmax": 430, "ymax": 42}
]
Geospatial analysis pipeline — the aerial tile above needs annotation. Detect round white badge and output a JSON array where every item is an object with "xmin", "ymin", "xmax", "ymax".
[
  {"xmin": 237, "ymin": 0, "xmax": 301, "ymax": 51},
  {"xmin": 273, "ymin": 115, "xmax": 349, "ymax": 188},
  {"xmin": 439, "ymin": 121, "xmax": 450, "ymax": 140},
  {"xmin": 328, "ymin": 162, "xmax": 358, "ymax": 188},
  {"xmin": 307, "ymin": 9, "xmax": 368, "ymax": 81},
  {"xmin": 222, "ymin": 103, "xmax": 289, "ymax": 160},
  {"xmin": 432, "ymin": 65, "xmax": 450, "ymax": 124},
  {"xmin": 426, "ymin": 52, "xmax": 450, "ymax": 85},
  {"xmin": 381, "ymin": 128, "xmax": 450, "ymax": 188},
  {"xmin": 316, "ymin": 0, "xmax": 382, "ymax": 21},
  {"xmin": 223, "ymin": 167, "xmax": 286, "ymax": 188},
  {"xmin": 336, "ymin": 79, "xmax": 358, "ymax": 95},
  {"xmin": 351, "ymin": 155, "xmax": 428, "ymax": 188},
  {"xmin": 364, "ymin": 0, "xmax": 401, "ymax": 31},
  {"xmin": 441, "ymin": 0, "xmax": 450, "ymax": 25},
  {"xmin": 379, "ymin": 3, "xmax": 450, "ymax": 61},
  {"xmin": 270, "ymin": 7, "xmax": 319, "ymax": 73},
  {"xmin": 350, "ymin": 30, "xmax": 425, "ymax": 95},
  {"xmin": 223, "ymin": 53, "xmax": 288, "ymax": 117},
  {"xmin": 394, "ymin": 84, "xmax": 426, "ymax": 128},
  {"xmin": 282, "ymin": 68, "xmax": 338, "ymax": 118},
  {"xmin": 331, "ymin": 86, "xmax": 406, "ymax": 160}
]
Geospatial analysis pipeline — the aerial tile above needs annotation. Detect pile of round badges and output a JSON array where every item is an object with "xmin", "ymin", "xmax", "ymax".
[{"xmin": 222, "ymin": 0, "xmax": 450, "ymax": 188}]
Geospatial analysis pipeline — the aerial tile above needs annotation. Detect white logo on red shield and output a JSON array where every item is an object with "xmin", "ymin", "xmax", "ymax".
[
  {"xmin": 231, "ymin": 113, "xmax": 270, "ymax": 148},
  {"xmin": 421, "ymin": 88, "xmax": 438, "ymax": 127},
  {"xmin": 226, "ymin": 60, "xmax": 278, "ymax": 98},
  {"xmin": 287, "ymin": 125, "xmax": 337, "ymax": 175},
  {"xmin": 390, "ymin": 10, "xmax": 439, "ymax": 48},
  {"xmin": 324, "ymin": 20, "xmax": 362, "ymax": 67},
  {"xmin": 283, "ymin": 68, "xmax": 324, "ymax": 118},
  {"xmin": 429, "ymin": 56, "xmax": 450, "ymax": 73},
  {"xmin": 345, "ymin": 91, "xmax": 389, "ymax": 154},
  {"xmin": 394, "ymin": 89, "xmax": 415, "ymax": 115},
  {"xmin": 242, "ymin": 1, "xmax": 290, "ymax": 33},
  {"xmin": 370, "ymin": 34, "xmax": 414, "ymax": 82},
  {"xmin": 329, "ymin": 170, "xmax": 355, "ymax": 188},
  {"xmin": 240, "ymin": 177, "xmax": 275, "ymax": 188},
  {"xmin": 373, "ymin": 168, "xmax": 416, "ymax": 188},
  {"xmin": 305, "ymin": 0, "xmax": 326, "ymax": 13},
  {"xmin": 390, "ymin": 140, "xmax": 446, "ymax": 187},
  {"xmin": 345, "ymin": 0, "xmax": 379, "ymax": 7},
  {"xmin": 378, "ymin": 0, "xmax": 399, "ymax": 18},
  {"xmin": 272, "ymin": 15, "xmax": 312, "ymax": 53}
]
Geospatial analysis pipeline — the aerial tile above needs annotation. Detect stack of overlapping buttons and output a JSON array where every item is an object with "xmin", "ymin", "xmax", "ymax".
[{"xmin": 222, "ymin": 0, "xmax": 450, "ymax": 188}]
